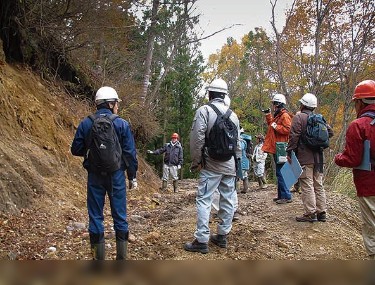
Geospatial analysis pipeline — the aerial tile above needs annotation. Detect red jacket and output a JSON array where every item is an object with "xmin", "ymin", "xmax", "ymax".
[
  {"xmin": 334, "ymin": 105, "xmax": 375, "ymax": 197},
  {"xmin": 262, "ymin": 109, "xmax": 292, "ymax": 154}
]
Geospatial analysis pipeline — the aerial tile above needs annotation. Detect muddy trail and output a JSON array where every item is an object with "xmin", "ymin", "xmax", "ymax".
[{"xmin": 0, "ymin": 178, "xmax": 367, "ymax": 260}]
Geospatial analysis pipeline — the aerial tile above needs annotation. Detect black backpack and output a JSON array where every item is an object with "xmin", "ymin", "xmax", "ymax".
[
  {"xmin": 301, "ymin": 112, "xmax": 330, "ymax": 150},
  {"xmin": 205, "ymin": 103, "xmax": 238, "ymax": 161},
  {"xmin": 86, "ymin": 114, "xmax": 122, "ymax": 175}
]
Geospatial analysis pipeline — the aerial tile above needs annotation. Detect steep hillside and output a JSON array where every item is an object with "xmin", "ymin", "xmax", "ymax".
[
  {"xmin": 0, "ymin": 63, "xmax": 83, "ymax": 213},
  {"xmin": 0, "ymin": 62, "xmax": 368, "ymax": 260}
]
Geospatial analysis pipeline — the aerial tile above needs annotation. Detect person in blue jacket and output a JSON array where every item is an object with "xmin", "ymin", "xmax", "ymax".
[
  {"xmin": 238, "ymin": 129, "xmax": 252, "ymax": 194},
  {"xmin": 71, "ymin": 86, "xmax": 138, "ymax": 260}
]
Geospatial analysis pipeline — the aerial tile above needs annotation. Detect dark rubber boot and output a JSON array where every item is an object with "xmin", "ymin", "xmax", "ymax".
[
  {"xmin": 115, "ymin": 231, "xmax": 129, "ymax": 260},
  {"xmin": 173, "ymin": 180, "xmax": 178, "ymax": 193},
  {"xmin": 89, "ymin": 232, "xmax": 105, "ymax": 260},
  {"xmin": 161, "ymin": 180, "xmax": 167, "ymax": 191},
  {"xmin": 258, "ymin": 177, "xmax": 264, "ymax": 189},
  {"xmin": 241, "ymin": 178, "xmax": 248, "ymax": 193},
  {"xmin": 261, "ymin": 175, "xmax": 267, "ymax": 184}
]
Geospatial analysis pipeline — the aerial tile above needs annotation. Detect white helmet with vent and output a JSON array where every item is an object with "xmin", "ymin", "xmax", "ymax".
[
  {"xmin": 299, "ymin": 93, "xmax": 317, "ymax": 108},
  {"xmin": 95, "ymin": 86, "xmax": 121, "ymax": 104},
  {"xmin": 272, "ymin": 93, "xmax": 286, "ymax": 104},
  {"xmin": 206, "ymin": 78, "xmax": 228, "ymax": 94}
]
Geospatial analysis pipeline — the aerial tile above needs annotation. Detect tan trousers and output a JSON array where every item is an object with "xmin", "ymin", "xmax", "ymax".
[
  {"xmin": 299, "ymin": 164, "xmax": 326, "ymax": 215},
  {"xmin": 358, "ymin": 196, "xmax": 375, "ymax": 256}
]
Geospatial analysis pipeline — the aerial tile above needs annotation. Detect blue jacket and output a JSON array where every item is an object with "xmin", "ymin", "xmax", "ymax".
[
  {"xmin": 71, "ymin": 108, "xmax": 138, "ymax": 179},
  {"xmin": 240, "ymin": 139, "xmax": 250, "ymax": 170}
]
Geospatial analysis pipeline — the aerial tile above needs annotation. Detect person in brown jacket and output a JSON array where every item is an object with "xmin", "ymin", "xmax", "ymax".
[
  {"xmin": 262, "ymin": 94, "xmax": 292, "ymax": 204},
  {"xmin": 287, "ymin": 93, "xmax": 333, "ymax": 222}
]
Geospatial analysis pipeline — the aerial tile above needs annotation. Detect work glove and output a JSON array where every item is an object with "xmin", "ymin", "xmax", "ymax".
[
  {"xmin": 147, "ymin": 150, "xmax": 153, "ymax": 154},
  {"xmin": 129, "ymin": 178, "xmax": 138, "ymax": 189},
  {"xmin": 271, "ymin": 122, "xmax": 277, "ymax": 129},
  {"xmin": 261, "ymin": 108, "xmax": 271, "ymax": 114},
  {"xmin": 177, "ymin": 165, "xmax": 181, "ymax": 170}
]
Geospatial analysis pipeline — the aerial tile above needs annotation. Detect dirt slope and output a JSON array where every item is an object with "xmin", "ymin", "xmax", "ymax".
[{"xmin": 0, "ymin": 62, "xmax": 368, "ymax": 260}]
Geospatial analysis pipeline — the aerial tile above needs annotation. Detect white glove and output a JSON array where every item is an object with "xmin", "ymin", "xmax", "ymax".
[
  {"xmin": 129, "ymin": 178, "xmax": 138, "ymax": 189},
  {"xmin": 147, "ymin": 150, "xmax": 153, "ymax": 154},
  {"xmin": 271, "ymin": 122, "xmax": 277, "ymax": 129},
  {"xmin": 177, "ymin": 165, "xmax": 181, "ymax": 170}
]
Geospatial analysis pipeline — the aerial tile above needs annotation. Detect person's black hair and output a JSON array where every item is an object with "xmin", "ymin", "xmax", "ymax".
[
  {"xmin": 208, "ymin": 91, "xmax": 225, "ymax": 101},
  {"xmin": 304, "ymin": 106, "xmax": 315, "ymax": 111},
  {"xmin": 273, "ymin": 103, "xmax": 286, "ymax": 117},
  {"xmin": 96, "ymin": 101, "xmax": 115, "ymax": 111}
]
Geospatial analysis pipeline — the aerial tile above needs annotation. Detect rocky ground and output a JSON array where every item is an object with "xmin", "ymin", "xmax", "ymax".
[{"xmin": 0, "ymin": 179, "xmax": 368, "ymax": 260}]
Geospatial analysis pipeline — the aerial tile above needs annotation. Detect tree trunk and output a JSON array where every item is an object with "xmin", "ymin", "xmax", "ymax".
[{"xmin": 141, "ymin": 0, "xmax": 159, "ymax": 105}]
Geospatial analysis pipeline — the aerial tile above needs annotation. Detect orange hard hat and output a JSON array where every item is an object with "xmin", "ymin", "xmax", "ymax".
[
  {"xmin": 171, "ymin": 133, "xmax": 179, "ymax": 139},
  {"xmin": 352, "ymin": 80, "xmax": 375, "ymax": 100}
]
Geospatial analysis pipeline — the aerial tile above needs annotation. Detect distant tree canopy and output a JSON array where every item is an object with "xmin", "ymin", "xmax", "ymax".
[{"xmin": 203, "ymin": 0, "xmax": 374, "ymax": 180}]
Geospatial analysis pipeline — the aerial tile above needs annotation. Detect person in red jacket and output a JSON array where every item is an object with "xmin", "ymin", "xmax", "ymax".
[
  {"xmin": 335, "ymin": 80, "xmax": 375, "ymax": 259},
  {"xmin": 262, "ymin": 94, "xmax": 292, "ymax": 204}
]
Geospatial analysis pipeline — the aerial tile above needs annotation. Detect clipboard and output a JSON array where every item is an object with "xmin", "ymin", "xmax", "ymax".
[
  {"xmin": 280, "ymin": 151, "xmax": 303, "ymax": 190},
  {"xmin": 354, "ymin": 140, "xmax": 371, "ymax": 171}
]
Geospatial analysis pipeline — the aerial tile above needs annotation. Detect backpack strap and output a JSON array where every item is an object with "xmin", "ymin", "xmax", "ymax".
[
  {"xmin": 88, "ymin": 114, "xmax": 97, "ymax": 122},
  {"xmin": 360, "ymin": 111, "xmax": 375, "ymax": 125},
  {"xmin": 208, "ymin": 103, "xmax": 232, "ymax": 118},
  {"xmin": 88, "ymin": 113, "xmax": 118, "ymax": 122},
  {"xmin": 108, "ymin": 114, "xmax": 119, "ymax": 122}
]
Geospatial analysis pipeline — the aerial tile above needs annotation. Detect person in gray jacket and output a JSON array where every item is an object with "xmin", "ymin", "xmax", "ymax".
[{"xmin": 184, "ymin": 78, "xmax": 241, "ymax": 254}]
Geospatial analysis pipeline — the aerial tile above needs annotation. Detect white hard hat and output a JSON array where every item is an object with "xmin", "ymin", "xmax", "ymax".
[
  {"xmin": 223, "ymin": 95, "xmax": 231, "ymax": 106},
  {"xmin": 206, "ymin": 78, "xmax": 228, "ymax": 94},
  {"xmin": 272, "ymin": 93, "xmax": 286, "ymax": 104},
  {"xmin": 299, "ymin": 93, "xmax": 317, "ymax": 108},
  {"xmin": 95, "ymin": 86, "xmax": 121, "ymax": 104}
]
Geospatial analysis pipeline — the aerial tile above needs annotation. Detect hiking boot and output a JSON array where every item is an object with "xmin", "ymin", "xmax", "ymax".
[
  {"xmin": 296, "ymin": 213, "xmax": 317, "ymax": 223},
  {"xmin": 275, "ymin": 198, "xmax": 292, "ymax": 204},
  {"xmin": 273, "ymin": 197, "xmax": 280, "ymax": 202},
  {"xmin": 184, "ymin": 239, "xmax": 209, "ymax": 254},
  {"xmin": 232, "ymin": 211, "xmax": 240, "ymax": 222},
  {"xmin": 317, "ymin": 211, "xmax": 327, "ymax": 222},
  {"xmin": 210, "ymin": 234, "xmax": 227, "ymax": 248}
]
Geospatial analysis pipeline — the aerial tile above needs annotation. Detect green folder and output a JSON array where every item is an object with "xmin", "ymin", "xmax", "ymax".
[{"xmin": 275, "ymin": 142, "xmax": 288, "ymax": 164}]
